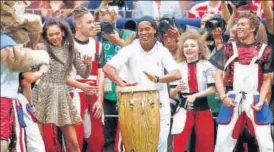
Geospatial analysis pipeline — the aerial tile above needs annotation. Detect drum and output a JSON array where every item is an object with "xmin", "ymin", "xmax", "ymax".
[{"xmin": 118, "ymin": 85, "xmax": 160, "ymax": 152}]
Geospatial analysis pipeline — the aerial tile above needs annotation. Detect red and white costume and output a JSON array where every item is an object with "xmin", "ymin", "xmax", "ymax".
[
  {"xmin": 171, "ymin": 60, "xmax": 215, "ymax": 152},
  {"xmin": 187, "ymin": 1, "xmax": 222, "ymax": 19},
  {"xmin": 70, "ymin": 38, "xmax": 104, "ymax": 151},
  {"xmin": 15, "ymin": 93, "xmax": 45, "ymax": 152},
  {"xmin": 211, "ymin": 41, "xmax": 274, "ymax": 152}
]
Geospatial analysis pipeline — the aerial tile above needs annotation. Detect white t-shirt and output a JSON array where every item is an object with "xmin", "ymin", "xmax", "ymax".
[
  {"xmin": 108, "ymin": 39, "xmax": 179, "ymax": 116},
  {"xmin": 70, "ymin": 38, "xmax": 102, "ymax": 80}
]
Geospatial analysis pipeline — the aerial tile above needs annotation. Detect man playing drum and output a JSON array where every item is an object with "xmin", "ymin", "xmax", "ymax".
[
  {"xmin": 103, "ymin": 16, "xmax": 181, "ymax": 152},
  {"xmin": 210, "ymin": 12, "xmax": 274, "ymax": 152}
]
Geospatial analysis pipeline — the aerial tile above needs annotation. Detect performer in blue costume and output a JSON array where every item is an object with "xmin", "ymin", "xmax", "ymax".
[{"xmin": 210, "ymin": 12, "xmax": 274, "ymax": 152}]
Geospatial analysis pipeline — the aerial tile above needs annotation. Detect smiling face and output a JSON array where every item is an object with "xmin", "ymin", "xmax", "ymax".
[
  {"xmin": 236, "ymin": 18, "xmax": 255, "ymax": 41},
  {"xmin": 138, "ymin": 21, "xmax": 156, "ymax": 47},
  {"xmin": 76, "ymin": 13, "xmax": 95, "ymax": 37},
  {"xmin": 46, "ymin": 25, "xmax": 64, "ymax": 47},
  {"xmin": 182, "ymin": 39, "xmax": 200, "ymax": 62}
]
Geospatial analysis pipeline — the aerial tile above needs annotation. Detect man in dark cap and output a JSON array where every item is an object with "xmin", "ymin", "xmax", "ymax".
[{"xmin": 103, "ymin": 16, "xmax": 181, "ymax": 151}]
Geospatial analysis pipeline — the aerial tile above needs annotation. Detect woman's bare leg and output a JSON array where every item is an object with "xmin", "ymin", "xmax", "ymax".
[{"xmin": 61, "ymin": 125, "xmax": 80, "ymax": 152}]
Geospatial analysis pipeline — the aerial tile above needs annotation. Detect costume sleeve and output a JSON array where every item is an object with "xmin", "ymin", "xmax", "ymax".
[
  {"xmin": 73, "ymin": 51, "xmax": 92, "ymax": 78},
  {"xmin": 262, "ymin": 46, "xmax": 273, "ymax": 73},
  {"xmin": 205, "ymin": 61, "xmax": 216, "ymax": 85},
  {"xmin": 1, "ymin": 46, "xmax": 33, "ymax": 72}
]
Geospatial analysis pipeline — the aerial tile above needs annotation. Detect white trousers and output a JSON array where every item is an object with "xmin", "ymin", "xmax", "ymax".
[
  {"xmin": 16, "ymin": 93, "xmax": 45, "ymax": 152},
  {"xmin": 215, "ymin": 92, "xmax": 273, "ymax": 152},
  {"xmin": 157, "ymin": 113, "xmax": 171, "ymax": 152}
]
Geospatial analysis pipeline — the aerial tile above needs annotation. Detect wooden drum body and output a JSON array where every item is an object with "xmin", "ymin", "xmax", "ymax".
[{"xmin": 118, "ymin": 85, "xmax": 160, "ymax": 152}]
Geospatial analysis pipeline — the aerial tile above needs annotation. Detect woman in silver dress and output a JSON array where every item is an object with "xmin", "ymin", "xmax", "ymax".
[{"xmin": 32, "ymin": 19, "xmax": 92, "ymax": 152}]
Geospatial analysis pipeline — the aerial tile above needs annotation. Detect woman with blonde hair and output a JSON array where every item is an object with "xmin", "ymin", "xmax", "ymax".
[{"xmin": 170, "ymin": 29, "xmax": 216, "ymax": 152}]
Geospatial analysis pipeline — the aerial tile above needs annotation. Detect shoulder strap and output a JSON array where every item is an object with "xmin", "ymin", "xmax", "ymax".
[
  {"xmin": 95, "ymin": 40, "xmax": 100, "ymax": 61},
  {"xmin": 257, "ymin": 43, "xmax": 267, "ymax": 58},
  {"xmin": 224, "ymin": 41, "xmax": 238, "ymax": 71},
  {"xmin": 249, "ymin": 43, "xmax": 267, "ymax": 65}
]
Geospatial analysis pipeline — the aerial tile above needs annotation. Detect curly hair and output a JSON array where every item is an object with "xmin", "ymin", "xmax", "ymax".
[
  {"xmin": 177, "ymin": 29, "xmax": 211, "ymax": 63},
  {"xmin": 94, "ymin": 5, "xmax": 117, "ymax": 22},
  {"xmin": 238, "ymin": 12, "xmax": 260, "ymax": 35}
]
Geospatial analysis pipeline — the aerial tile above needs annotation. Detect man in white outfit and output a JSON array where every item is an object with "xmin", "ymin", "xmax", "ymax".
[{"xmin": 103, "ymin": 16, "xmax": 181, "ymax": 152}]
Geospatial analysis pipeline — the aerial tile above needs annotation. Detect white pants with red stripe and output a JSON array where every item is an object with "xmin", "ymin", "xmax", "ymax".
[
  {"xmin": 14, "ymin": 93, "xmax": 45, "ymax": 152},
  {"xmin": 215, "ymin": 92, "xmax": 273, "ymax": 152}
]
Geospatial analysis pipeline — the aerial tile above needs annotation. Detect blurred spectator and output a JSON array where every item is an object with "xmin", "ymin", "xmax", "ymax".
[
  {"xmin": 261, "ymin": 0, "xmax": 274, "ymax": 122},
  {"xmin": 188, "ymin": 1, "xmax": 221, "ymax": 18},
  {"xmin": 261, "ymin": 0, "xmax": 274, "ymax": 35},
  {"xmin": 132, "ymin": 1, "xmax": 181, "ymax": 20},
  {"xmin": 88, "ymin": 0, "xmax": 102, "ymax": 10},
  {"xmin": 89, "ymin": 0, "xmax": 134, "ymax": 18},
  {"xmin": 38, "ymin": 0, "xmax": 74, "ymax": 17},
  {"xmin": 236, "ymin": 0, "xmax": 274, "ymax": 18},
  {"xmin": 179, "ymin": 1, "xmax": 200, "ymax": 17},
  {"xmin": 188, "ymin": 0, "xmax": 272, "ymax": 19},
  {"xmin": 73, "ymin": 1, "xmax": 90, "ymax": 8}
]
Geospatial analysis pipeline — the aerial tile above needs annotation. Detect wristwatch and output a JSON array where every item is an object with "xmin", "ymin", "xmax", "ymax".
[{"xmin": 155, "ymin": 76, "xmax": 160, "ymax": 83}]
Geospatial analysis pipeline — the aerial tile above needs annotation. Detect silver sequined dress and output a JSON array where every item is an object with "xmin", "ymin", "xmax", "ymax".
[{"xmin": 32, "ymin": 43, "xmax": 91, "ymax": 126}]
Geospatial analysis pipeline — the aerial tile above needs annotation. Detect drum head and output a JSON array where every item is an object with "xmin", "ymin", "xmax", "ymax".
[{"xmin": 119, "ymin": 85, "xmax": 158, "ymax": 93}]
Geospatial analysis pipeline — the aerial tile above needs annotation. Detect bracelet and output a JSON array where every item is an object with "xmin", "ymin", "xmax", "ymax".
[
  {"xmin": 155, "ymin": 76, "xmax": 160, "ymax": 83},
  {"xmin": 221, "ymin": 96, "xmax": 228, "ymax": 101}
]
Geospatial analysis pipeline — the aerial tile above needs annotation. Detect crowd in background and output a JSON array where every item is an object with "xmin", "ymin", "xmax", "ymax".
[{"xmin": 25, "ymin": 0, "xmax": 273, "ymax": 18}]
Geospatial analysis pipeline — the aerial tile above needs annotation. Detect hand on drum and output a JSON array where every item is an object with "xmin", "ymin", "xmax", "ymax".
[
  {"xmin": 119, "ymin": 82, "xmax": 137, "ymax": 87},
  {"xmin": 92, "ymin": 101, "xmax": 103, "ymax": 119},
  {"xmin": 117, "ymin": 82, "xmax": 137, "ymax": 93}
]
